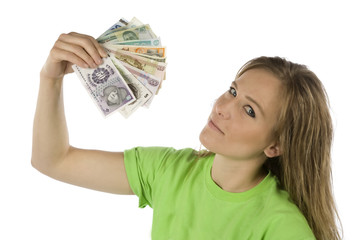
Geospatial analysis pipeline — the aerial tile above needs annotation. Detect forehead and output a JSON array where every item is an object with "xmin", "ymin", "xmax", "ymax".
[
  {"xmin": 237, "ymin": 68, "xmax": 280, "ymax": 86},
  {"xmin": 235, "ymin": 68, "xmax": 283, "ymax": 115}
]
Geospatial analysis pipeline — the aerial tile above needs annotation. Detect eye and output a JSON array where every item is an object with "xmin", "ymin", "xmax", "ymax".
[
  {"xmin": 228, "ymin": 86, "xmax": 237, "ymax": 97},
  {"xmin": 244, "ymin": 105, "xmax": 256, "ymax": 118}
]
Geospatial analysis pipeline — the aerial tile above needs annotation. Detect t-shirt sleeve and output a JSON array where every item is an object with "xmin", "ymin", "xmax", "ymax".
[
  {"xmin": 123, "ymin": 146, "xmax": 178, "ymax": 208},
  {"xmin": 262, "ymin": 212, "xmax": 316, "ymax": 240}
]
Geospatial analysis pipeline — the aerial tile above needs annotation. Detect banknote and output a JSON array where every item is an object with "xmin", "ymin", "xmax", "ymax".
[
  {"xmin": 103, "ymin": 42, "xmax": 166, "ymax": 64},
  {"xmin": 72, "ymin": 57, "xmax": 136, "ymax": 117},
  {"xmin": 104, "ymin": 17, "xmax": 143, "ymax": 36},
  {"xmin": 109, "ymin": 49, "xmax": 166, "ymax": 81},
  {"xmin": 121, "ymin": 62, "xmax": 162, "ymax": 107},
  {"xmin": 130, "ymin": 51, "xmax": 166, "ymax": 63},
  {"xmin": 103, "ymin": 38, "xmax": 162, "ymax": 47},
  {"xmin": 97, "ymin": 17, "xmax": 143, "ymax": 42},
  {"xmin": 73, "ymin": 17, "xmax": 166, "ymax": 117},
  {"xmin": 98, "ymin": 24, "xmax": 157, "ymax": 44},
  {"xmin": 97, "ymin": 18, "xmax": 129, "ymax": 40},
  {"xmin": 109, "ymin": 53, "xmax": 152, "ymax": 118},
  {"xmin": 102, "ymin": 44, "xmax": 166, "ymax": 58},
  {"xmin": 125, "ymin": 17, "xmax": 144, "ymax": 29}
]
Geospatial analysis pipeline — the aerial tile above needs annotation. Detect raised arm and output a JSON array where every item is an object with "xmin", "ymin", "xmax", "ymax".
[{"xmin": 31, "ymin": 32, "xmax": 134, "ymax": 195}]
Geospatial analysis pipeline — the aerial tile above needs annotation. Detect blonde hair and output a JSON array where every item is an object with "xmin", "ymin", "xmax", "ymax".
[{"xmin": 233, "ymin": 56, "xmax": 342, "ymax": 240}]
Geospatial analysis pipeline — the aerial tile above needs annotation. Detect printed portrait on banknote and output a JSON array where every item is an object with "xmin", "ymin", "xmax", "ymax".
[
  {"xmin": 103, "ymin": 86, "xmax": 130, "ymax": 106},
  {"xmin": 123, "ymin": 31, "xmax": 139, "ymax": 41}
]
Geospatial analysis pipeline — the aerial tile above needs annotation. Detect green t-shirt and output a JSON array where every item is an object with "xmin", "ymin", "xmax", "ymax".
[{"xmin": 124, "ymin": 147, "xmax": 315, "ymax": 240}]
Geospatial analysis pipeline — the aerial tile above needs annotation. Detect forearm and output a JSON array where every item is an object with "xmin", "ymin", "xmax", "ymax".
[
  {"xmin": 32, "ymin": 32, "xmax": 107, "ymax": 171},
  {"xmin": 31, "ymin": 75, "xmax": 69, "ymax": 170},
  {"xmin": 31, "ymin": 32, "xmax": 134, "ymax": 195}
]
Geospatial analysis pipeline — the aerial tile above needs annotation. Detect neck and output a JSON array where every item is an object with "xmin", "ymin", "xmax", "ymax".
[{"xmin": 211, "ymin": 154, "xmax": 267, "ymax": 193}]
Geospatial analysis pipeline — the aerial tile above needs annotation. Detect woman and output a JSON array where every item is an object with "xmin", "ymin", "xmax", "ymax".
[{"xmin": 32, "ymin": 32, "xmax": 342, "ymax": 239}]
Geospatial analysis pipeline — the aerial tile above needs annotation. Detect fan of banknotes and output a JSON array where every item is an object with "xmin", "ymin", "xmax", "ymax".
[{"xmin": 72, "ymin": 17, "xmax": 166, "ymax": 118}]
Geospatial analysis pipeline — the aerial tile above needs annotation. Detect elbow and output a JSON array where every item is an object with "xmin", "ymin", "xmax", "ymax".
[
  {"xmin": 31, "ymin": 145, "xmax": 71, "ymax": 173},
  {"xmin": 31, "ymin": 144, "xmax": 47, "ymax": 173},
  {"xmin": 31, "ymin": 155, "xmax": 62, "ymax": 179},
  {"xmin": 30, "ymin": 151, "xmax": 60, "ymax": 175},
  {"xmin": 31, "ymin": 155, "xmax": 49, "ymax": 174},
  {"xmin": 31, "ymin": 150, "xmax": 41, "ymax": 170}
]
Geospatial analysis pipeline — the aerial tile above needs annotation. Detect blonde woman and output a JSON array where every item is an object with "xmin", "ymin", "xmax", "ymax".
[{"xmin": 32, "ymin": 32, "xmax": 342, "ymax": 239}]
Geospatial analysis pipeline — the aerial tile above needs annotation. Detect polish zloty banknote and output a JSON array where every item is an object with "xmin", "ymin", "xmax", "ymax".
[
  {"xmin": 72, "ymin": 57, "xmax": 136, "ymax": 117},
  {"xmin": 109, "ymin": 53, "xmax": 152, "ymax": 118}
]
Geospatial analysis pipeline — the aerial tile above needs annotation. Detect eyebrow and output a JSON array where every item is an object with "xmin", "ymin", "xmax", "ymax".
[{"xmin": 232, "ymin": 81, "xmax": 265, "ymax": 117}]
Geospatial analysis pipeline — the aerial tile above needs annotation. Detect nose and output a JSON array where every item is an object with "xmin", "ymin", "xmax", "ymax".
[{"xmin": 215, "ymin": 96, "xmax": 231, "ymax": 119}]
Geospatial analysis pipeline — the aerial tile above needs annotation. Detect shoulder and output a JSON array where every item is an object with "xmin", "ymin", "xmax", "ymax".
[
  {"xmin": 123, "ymin": 147, "xmax": 200, "ymax": 207},
  {"xmin": 124, "ymin": 147, "xmax": 201, "ymax": 171},
  {"xmin": 124, "ymin": 146, "xmax": 196, "ymax": 162},
  {"xmin": 260, "ymin": 212, "xmax": 315, "ymax": 239},
  {"xmin": 258, "ymin": 175, "xmax": 315, "ymax": 239}
]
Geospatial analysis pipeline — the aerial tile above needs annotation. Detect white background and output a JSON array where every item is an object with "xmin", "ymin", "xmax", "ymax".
[{"xmin": 0, "ymin": 0, "xmax": 359, "ymax": 239}]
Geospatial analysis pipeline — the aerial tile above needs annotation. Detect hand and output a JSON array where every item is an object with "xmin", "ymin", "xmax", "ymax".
[{"xmin": 40, "ymin": 32, "xmax": 108, "ymax": 80}]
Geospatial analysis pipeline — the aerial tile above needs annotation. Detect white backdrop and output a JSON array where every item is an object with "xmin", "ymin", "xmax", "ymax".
[{"xmin": 0, "ymin": 0, "xmax": 358, "ymax": 239}]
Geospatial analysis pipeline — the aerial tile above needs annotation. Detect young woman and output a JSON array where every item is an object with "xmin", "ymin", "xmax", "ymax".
[{"xmin": 32, "ymin": 32, "xmax": 342, "ymax": 239}]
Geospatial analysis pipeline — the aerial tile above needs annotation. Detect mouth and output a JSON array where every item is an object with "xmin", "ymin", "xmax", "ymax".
[{"xmin": 208, "ymin": 119, "xmax": 225, "ymax": 135}]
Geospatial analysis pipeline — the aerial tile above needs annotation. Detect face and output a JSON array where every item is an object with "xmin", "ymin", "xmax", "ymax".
[
  {"xmin": 108, "ymin": 90, "xmax": 119, "ymax": 103},
  {"xmin": 199, "ymin": 68, "xmax": 283, "ymax": 161},
  {"xmin": 123, "ymin": 32, "xmax": 138, "ymax": 41}
]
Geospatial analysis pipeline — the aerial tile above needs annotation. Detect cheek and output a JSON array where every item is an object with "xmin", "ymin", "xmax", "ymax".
[
  {"xmin": 199, "ymin": 125, "xmax": 214, "ymax": 147},
  {"xmin": 227, "ymin": 123, "xmax": 270, "ymax": 150}
]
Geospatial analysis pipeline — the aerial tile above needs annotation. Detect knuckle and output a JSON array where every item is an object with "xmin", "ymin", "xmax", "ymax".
[
  {"xmin": 88, "ymin": 35, "xmax": 96, "ymax": 41},
  {"xmin": 50, "ymin": 45, "xmax": 58, "ymax": 52},
  {"xmin": 80, "ymin": 37, "xmax": 92, "ymax": 47},
  {"xmin": 58, "ymin": 33, "xmax": 67, "ymax": 40},
  {"xmin": 73, "ymin": 45, "xmax": 82, "ymax": 52},
  {"xmin": 50, "ymin": 45, "xmax": 63, "ymax": 55},
  {"xmin": 81, "ymin": 33, "xmax": 94, "ymax": 40},
  {"xmin": 49, "ymin": 47, "xmax": 58, "ymax": 57},
  {"xmin": 83, "ymin": 41, "xmax": 98, "ymax": 55},
  {"xmin": 54, "ymin": 39, "xmax": 62, "ymax": 47},
  {"xmin": 80, "ymin": 54, "xmax": 92, "ymax": 63},
  {"xmin": 62, "ymin": 51, "xmax": 72, "ymax": 59}
]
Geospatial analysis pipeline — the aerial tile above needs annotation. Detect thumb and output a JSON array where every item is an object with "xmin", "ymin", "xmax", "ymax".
[{"xmin": 65, "ymin": 63, "xmax": 75, "ymax": 75}]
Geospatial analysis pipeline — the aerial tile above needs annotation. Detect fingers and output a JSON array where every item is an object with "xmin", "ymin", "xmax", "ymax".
[
  {"xmin": 51, "ymin": 46, "xmax": 90, "ymax": 69},
  {"xmin": 71, "ymin": 32, "xmax": 108, "ymax": 58},
  {"xmin": 53, "ymin": 32, "xmax": 107, "ymax": 69}
]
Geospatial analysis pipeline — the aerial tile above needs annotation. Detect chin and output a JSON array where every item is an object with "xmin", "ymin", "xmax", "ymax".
[{"xmin": 199, "ymin": 129, "xmax": 217, "ymax": 153}]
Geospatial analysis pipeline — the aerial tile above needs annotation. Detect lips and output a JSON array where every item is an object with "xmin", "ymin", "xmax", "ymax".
[{"xmin": 208, "ymin": 119, "xmax": 224, "ymax": 134}]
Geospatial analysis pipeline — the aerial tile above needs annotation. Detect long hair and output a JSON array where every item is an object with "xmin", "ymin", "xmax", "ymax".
[{"xmin": 234, "ymin": 56, "xmax": 342, "ymax": 240}]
